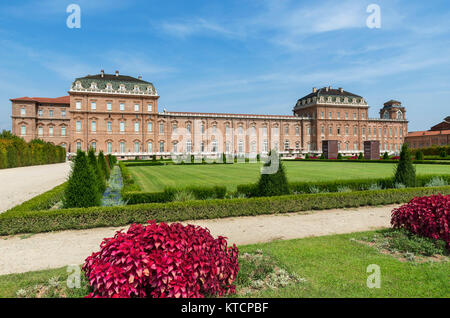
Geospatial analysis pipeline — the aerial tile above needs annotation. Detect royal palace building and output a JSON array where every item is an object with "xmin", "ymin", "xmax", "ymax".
[{"xmin": 11, "ymin": 71, "xmax": 409, "ymax": 157}]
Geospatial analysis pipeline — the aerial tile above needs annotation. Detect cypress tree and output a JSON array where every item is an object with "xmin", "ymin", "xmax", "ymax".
[
  {"xmin": 383, "ymin": 151, "xmax": 389, "ymax": 160},
  {"xmin": 415, "ymin": 150, "xmax": 424, "ymax": 160},
  {"xmin": 257, "ymin": 150, "xmax": 290, "ymax": 197},
  {"xmin": 88, "ymin": 148, "xmax": 106, "ymax": 194},
  {"xmin": 393, "ymin": 143, "xmax": 416, "ymax": 187},
  {"xmin": 98, "ymin": 151, "xmax": 110, "ymax": 180},
  {"xmin": 63, "ymin": 150, "xmax": 101, "ymax": 208}
]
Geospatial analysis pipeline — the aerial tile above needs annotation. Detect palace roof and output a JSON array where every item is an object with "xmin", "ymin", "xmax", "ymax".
[{"xmin": 10, "ymin": 96, "xmax": 70, "ymax": 104}]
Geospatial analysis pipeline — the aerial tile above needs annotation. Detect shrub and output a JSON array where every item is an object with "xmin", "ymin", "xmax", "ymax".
[
  {"xmin": 382, "ymin": 229, "xmax": 447, "ymax": 256},
  {"xmin": 2, "ymin": 186, "xmax": 450, "ymax": 235},
  {"xmin": 425, "ymin": 177, "xmax": 448, "ymax": 187},
  {"xmin": 440, "ymin": 149, "xmax": 447, "ymax": 158},
  {"xmin": 319, "ymin": 153, "xmax": 325, "ymax": 159},
  {"xmin": 394, "ymin": 144, "xmax": 416, "ymax": 187},
  {"xmin": 415, "ymin": 150, "xmax": 424, "ymax": 161},
  {"xmin": 305, "ymin": 153, "xmax": 310, "ymax": 159},
  {"xmin": 391, "ymin": 194, "xmax": 450, "ymax": 248},
  {"xmin": 383, "ymin": 152, "xmax": 389, "ymax": 160},
  {"xmin": 63, "ymin": 150, "xmax": 101, "ymax": 208},
  {"xmin": 88, "ymin": 148, "xmax": 106, "ymax": 194},
  {"xmin": 358, "ymin": 153, "xmax": 363, "ymax": 160},
  {"xmin": 83, "ymin": 221, "xmax": 239, "ymax": 298},
  {"xmin": 172, "ymin": 190, "xmax": 196, "ymax": 202},
  {"xmin": 257, "ymin": 150, "xmax": 290, "ymax": 197},
  {"xmin": 337, "ymin": 153, "xmax": 342, "ymax": 160},
  {"xmin": 98, "ymin": 151, "xmax": 110, "ymax": 180}
]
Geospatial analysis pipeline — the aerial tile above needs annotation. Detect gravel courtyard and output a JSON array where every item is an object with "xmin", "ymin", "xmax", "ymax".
[{"xmin": 0, "ymin": 162, "xmax": 71, "ymax": 213}]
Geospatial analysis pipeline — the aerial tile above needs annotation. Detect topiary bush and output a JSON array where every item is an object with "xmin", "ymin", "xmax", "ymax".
[
  {"xmin": 88, "ymin": 148, "xmax": 106, "ymax": 194},
  {"xmin": 358, "ymin": 152, "xmax": 363, "ymax": 160},
  {"xmin": 383, "ymin": 152, "xmax": 389, "ymax": 160},
  {"xmin": 257, "ymin": 150, "xmax": 290, "ymax": 197},
  {"xmin": 63, "ymin": 150, "xmax": 101, "ymax": 208},
  {"xmin": 98, "ymin": 151, "xmax": 110, "ymax": 180},
  {"xmin": 415, "ymin": 150, "xmax": 424, "ymax": 161},
  {"xmin": 394, "ymin": 143, "xmax": 416, "ymax": 187},
  {"xmin": 83, "ymin": 221, "xmax": 239, "ymax": 298},
  {"xmin": 391, "ymin": 194, "xmax": 450, "ymax": 248}
]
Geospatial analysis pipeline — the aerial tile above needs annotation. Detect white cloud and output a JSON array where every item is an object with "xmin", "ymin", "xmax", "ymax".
[{"xmin": 158, "ymin": 18, "xmax": 243, "ymax": 39}]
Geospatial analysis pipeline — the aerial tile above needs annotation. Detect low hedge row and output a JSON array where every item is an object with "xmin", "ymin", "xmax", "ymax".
[
  {"xmin": 2, "ymin": 182, "xmax": 67, "ymax": 215},
  {"xmin": 119, "ymin": 162, "xmax": 141, "ymax": 193},
  {"xmin": 1, "ymin": 186, "xmax": 449, "ymax": 235},
  {"xmin": 284, "ymin": 158, "xmax": 450, "ymax": 165},
  {"xmin": 236, "ymin": 174, "xmax": 450, "ymax": 197},
  {"xmin": 411, "ymin": 145, "xmax": 450, "ymax": 156},
  {"xmin": 123, "ymin": 185, "xmax": 228, "ymax": 204}
]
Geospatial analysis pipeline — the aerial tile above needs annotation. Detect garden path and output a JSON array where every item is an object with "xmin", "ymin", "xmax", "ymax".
[
  {"xmin": 0, "ymin": 204, "xmax": 397, "ymax": 275},
  {"xmin": 0, "ymin": 162, "xmax": 71, "ymax": 213}
]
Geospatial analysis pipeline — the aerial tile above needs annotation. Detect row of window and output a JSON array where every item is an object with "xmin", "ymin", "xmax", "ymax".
[
  {"xmin": 20, "ymin": 108, "xmax": 67, "ymax": 117},
  {"xmin": 20, "ymin": 125, "xmax": 66, "ymax": 136},
  {"xmin": 75, "ymin": 101, "xmax": 153, "ymax": 112},
  {"xmin": 319, "ymin": 126, "xmax": 404, "ymax": 137}
]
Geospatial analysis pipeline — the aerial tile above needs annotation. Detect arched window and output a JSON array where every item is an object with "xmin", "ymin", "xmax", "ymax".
[
  {"xmin": 397, "ymin": 111, "xmax": 403, "ymax": 120},
  {"xmin": 383, "ymin": 111, "xmax": 389, "ymax": 119}
]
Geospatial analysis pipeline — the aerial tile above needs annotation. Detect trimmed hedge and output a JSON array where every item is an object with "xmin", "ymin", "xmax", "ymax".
[
  {"xmin": 3, "ymin": 182, "xmax": 67, "ymax": 215},
  {"xmin": 410, "ymin": 145, "xmax": 450, "ymax": 156},
  {"xmin": 284, "ymin": 158, "xmax": 450, "ymax": 165},
  {"xmin": 0, "ymin": 131, "xmax": 66, "ymax": 169},
  {"xmin": 1, "ymin": 186, "xmax": 450, "ymax": 235},
  {"xmin": 119, "ymin": 162, "xmax": 141, "ymax": 193},
  {"xmin": 124, "ymin": 185, "xmax": 228, "ymax": 204},
  {"xmin": 236, "ymin": 175, "xmax": 450, "ymax": 197}
]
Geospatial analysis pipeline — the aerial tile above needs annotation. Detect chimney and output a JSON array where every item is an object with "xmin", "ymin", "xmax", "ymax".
[
  {"xmin": 138, "ymin": 75, "xmax": 142, "ymax": 80},
  {"xmin": 312, "ymin": 87, "xmax": 317, "ymax": 93},
  {"xmin": 100, "ymin": 69, "xmax": 104, "ymax": 77},
  {"xmin": 339, "ymin": 87, "xmax": 343, "ymax": 93},
  {"xmin": 115, "ymin": 70, "xmax": 119, "ymax": 77}
]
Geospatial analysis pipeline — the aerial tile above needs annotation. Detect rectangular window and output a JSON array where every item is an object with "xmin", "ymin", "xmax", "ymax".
[
  {"xmin": 354, "ymin": 143, "xmax": 358, "ymax": 151},
  {"xmin": 362, "ymin": 128, "xmax": 365, "ymax": 136},
  {"xmin": 77, "ymin": 142, "xmax": 81, "ymax": 150},
  {"xmin": 148, "ymin": 142, "xmax": 153, "ymax": 153},
  {"xmin": 91, "ymin": 142, "xmax": 96, "ymax": 151},
  {"xmin": 320, "ymin": 112, "xmax": 324, "ymax": 119},
  {"xmin": 329, "ymin": 127, "xmax": 332, "ymax": 135},
  {"xmin": 345, "ymin": 127, "xmax": 349, "ymax": 135},
  {"xmin": 120, "ymin": 142, "xmax": 125, "ymax": 153},
  {"xmin": 160, "ymin": 141, "xmax": 164, "ymax": 152},
  {"xmin": 148, "ymin": 122, "xmax": 153, "ymax": 132},
  {"xmin": 61, "ymin": 110, "xmax": 66, "ymax": 117},
  {"xmin": 120, "ymin": 121, "xmax": 125, "ymax": 132},
  {"xmin": 361, "ymin": 113, "xmax": 365, "ymax": 120},
  {"xmin": 354, "ymin": 112, "xmax": 357, "ymax": 120},
  {"xmin": 91, "ymin": 121, "xmax": 97, "ymax": 132},
  {"xmin": 354, "ymin": 127, "xmax": 357, "ymax": 136},
  {"xmin": 120, "ymin": 103, "xmax": 125, "ymax": 111},
  {"xmin": 38, "ymin": 110, "xmax": 43, "ymax": 117},
  {"xmin": 337, "ymin": 112, "xmax": 340, "ymax": 119},
  {"xmin": 76, "ymin": 121, "xmax": 81, "ymax": 132},
  {"xmin": 160, "ymin": 123, "xmax": 164, "ymax": 134},
  {"xmin": 134, "ymin": 122, "xmax": 139, "ymax": 132},
  {"xmin": 173, "ymin": 124, "xmax": 177, "ymax": 133},
  {"xmin": 296, "ymin": 127, "xmax": 299, "ymax": 136},
  {"xmin": 76, "ymin": 101, "xmax": 81, "ymax": 110},
  {"xmin": 107, "ymin": 121, "xmax": 112, "ymax": 132},
  {"xmin": 21, "ymin": 125, "xmax": 26, "ymax": 135},
  {"xmin": 329, "ymin": 112, "xmax": 332, "ymax": 119},
  {"xmin": 107, "ymin": 142, "xmax": 112, "ymax": 153},
  {"xmin": 345, "ymin": 112, "xmax": 348, "ymax": 120},
  {"xmin": 61, "ymin": 127, "xmax": 66, "ymax": 136},
  {"xmin": 134, "ymin": 104, "xmax": 139, "ymax": 112},
  {"xmin": 285, "ymin": 126, "xmax": 289, "ymax": 135},
  {"xmin": 49, "ymin": 110, "xmax": 53, "ymax": 117},
  {"xmin": 147, "ymin": 104, "xmax": 153, "ymax": 112},
  {"xmin": 107, "ymin": 102, "xmax": 112, "ymax": 111},
  {"xmin": 91, "ymin": 102, "xmax": 96, "ymax": 110},
  {"xmin": 337, "ymin": 127, "xmax": 341, "ymax": 135},
  {"xmin": 38, "ymin": 127, "xmax": 43, "ymax": 136},
  {"xmin": 134, "ymin": 142, "xmax": 139, "ymax": 153},
  {"xmin": 47, "ymin": 127, "xmax": 53, "ymax": 136},
  {"xmin": 21, "ymin": 108, "xmax": 26, "ymax": 116}
]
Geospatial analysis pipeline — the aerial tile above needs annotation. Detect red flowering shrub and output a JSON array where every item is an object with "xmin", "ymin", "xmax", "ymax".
[
  {"xmin": 83, "ymin": 221, "xmax": 239, "ymax": 298},
  {"xmin": 391, "ymin": 156, "xmax": 400, "ymax": 160},
  {"xmin": 391, "ymin": 194, "xmax": 450, "ymax": 248}
]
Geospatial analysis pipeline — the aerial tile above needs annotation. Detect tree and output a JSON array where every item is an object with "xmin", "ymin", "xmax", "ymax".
[
  {"xmin": 88, "ymin": 148, "xmax": 106, "ymax": 194},
  {"xmin": 63, "ymin": 150, "xmax": 101, "ymax": 208},
  {"xmin": 337, "ymin": 153, "xmax": 342, "ymax": 160},
  {"xmin": 415, "ymin": 150, "xmax": 424, "ymax": 161},
  {"xmin": 393, "ymin": 143, "xmax": 416, "ymax": 187},
  {"xmin": 98, "ymin": 151, "xmax": 110, "ymax": 180},
  {"xmin": 257, "ymin": 150, "xmax": 290, "ymax": 197}
]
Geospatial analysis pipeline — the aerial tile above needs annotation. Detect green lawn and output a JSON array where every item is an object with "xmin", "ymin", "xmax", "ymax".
[
  {"xmin": 128, "ymin": 161, "xmax": 450, "ymax": 192},
  {"xmin": 1, "ymin": 231, "xmax": 448, "ymax": 298}
]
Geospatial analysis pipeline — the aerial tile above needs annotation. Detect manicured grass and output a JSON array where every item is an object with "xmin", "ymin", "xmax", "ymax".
[
  {"xmin": 129, "ymin": 161, "xmax": 450, "ymax": 192},
  {"xmin": 1, "ymin": 230, "xmax": 448, "ymax": 298}
]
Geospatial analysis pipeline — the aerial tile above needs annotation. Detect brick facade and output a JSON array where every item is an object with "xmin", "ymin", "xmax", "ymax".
[{"xmin": 11, "ymin": 72, "xmax": 409, "ymax": 157}]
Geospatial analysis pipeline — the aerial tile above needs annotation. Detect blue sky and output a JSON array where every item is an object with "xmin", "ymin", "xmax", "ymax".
[{"xmin": 0, "ymin": 0, "xmax": 449, "ymax": 131}]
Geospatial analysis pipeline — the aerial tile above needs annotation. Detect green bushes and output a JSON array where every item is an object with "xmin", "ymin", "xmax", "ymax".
[
  {"xmin": 1, "ymin": 186, "xmax": 449, "ymax": 236},
  {"xmin": 119, "ymin": 161, "xmax": 141, "ymax": 193},
  {"xmin": 257, "ymin": 150, "xmax": 290, "ymax": 197},
  {"xmin": 98, "ymin": 151, "xmax": 110, "ymax": 180},
  {"xmin": 383, "ymin": 152, "xmax": 389, "ymax": 160},
  {"xmin": 0, "ymin": 130, "xmax": 65, "ymax": 169},
  {"xmin": 415, "ymin": 150, "xmax": 424, "ymax": 161},
  {"xmin": 88, "ymin": 148, "xmax": 106, "ymax": 194},
  {"xmin": 411, "ymin": 145, "xmax": 450, "ymax": 157},
  {"xmin": 63, "ymin": 150, "xmax": 101, "ymax": 208},
  {"xmin": 394, "ymin": 144, "xmax": 416, "ymax": 187},
  {"xmin": 236, "ymin": 174, "xmax": 450, "ymax": 197},
  {"xmin": 123, "ymin": 185, "xmax": 228, "ymax": 204}
]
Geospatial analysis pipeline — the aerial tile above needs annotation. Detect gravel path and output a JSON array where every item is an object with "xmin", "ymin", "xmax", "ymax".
[
  {"xmin": 0, "ymin": 204, "xmax": 397, "ymax": 275},
  {"xmin": 0, "ymin": 162, "xmax": 71, "ymax": 213}
]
